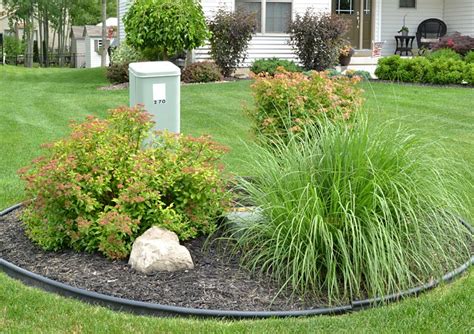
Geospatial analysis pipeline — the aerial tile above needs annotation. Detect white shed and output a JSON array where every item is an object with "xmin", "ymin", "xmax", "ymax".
[{"xmin": 83, "ymin": 25, "xmax": 111, "ymax": 68}]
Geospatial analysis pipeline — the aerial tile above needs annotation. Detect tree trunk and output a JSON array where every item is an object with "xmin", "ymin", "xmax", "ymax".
[
  {"xmin": 44, "ymin": 11, "xmax": 49, "ymax": 67},
  {"xmin": 38, "ymin": 10, "xmax": 44, "ymax": 66},
  {"xmin": 25, "ymin": 17, "xmax": 34, "ymax": 68},
  {"xmin": 101, "ymin": 0, "xmax": 107, "ymax": 67}
]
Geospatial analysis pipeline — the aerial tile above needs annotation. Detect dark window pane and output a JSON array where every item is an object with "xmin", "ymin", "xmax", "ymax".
[
  {"xmin": 335, "ymin": 0, "xmax": 354, "ymax": 14},
  {"xmin": 236, "ymin": 1, "xmax": 262, "ymax": 32},
  {"xmin": 400, "ymin": 0, "xmax": 415, "ymax": 8},
  {"xmin": 265, "ymin": 2, "xmax": 291, "ymax": 33}
]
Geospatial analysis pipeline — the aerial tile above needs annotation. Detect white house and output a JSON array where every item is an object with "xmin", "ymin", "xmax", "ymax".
[{"xmin": 118, "ymin": 0, "xmax": 474, "ymax": 66}]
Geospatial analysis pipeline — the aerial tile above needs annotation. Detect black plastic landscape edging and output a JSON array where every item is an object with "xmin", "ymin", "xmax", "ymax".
[{"xmin": 1, "ymin": 203, "xmax": 473, "ymax": 319}]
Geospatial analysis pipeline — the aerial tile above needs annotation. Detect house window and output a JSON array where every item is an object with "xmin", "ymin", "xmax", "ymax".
[
  {"xmin": 235, "ymin": 0, "xmax": 292, "ymax": 33},
  {"xmin": 400, "ymin": 0, "xmax": 415, "ymax": 8},
  {"xmin": 335, "ymin": 0, "xmax": 354, "ymax": 14},
  {"xmin": 236, "ymin": 0, "xmax": 262, "ymax": 32}
]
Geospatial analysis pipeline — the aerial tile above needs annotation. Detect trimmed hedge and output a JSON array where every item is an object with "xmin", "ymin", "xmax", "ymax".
[
  {"xmin": 250, "ymin": 58, "xmax": 302, "ymax": 76},
  {"xmin": 375, "ymin": 55, "xmax": 473, "ymax": 85}
]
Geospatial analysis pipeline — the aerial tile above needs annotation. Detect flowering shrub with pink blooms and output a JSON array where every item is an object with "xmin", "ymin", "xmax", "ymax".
[
  {"xmin": 247, "ymin": 68, "xmax": 364, "ymax": 143},
  {"xmin": 19, "ymin": 107, "xmax": 230, "ymax": 259}
]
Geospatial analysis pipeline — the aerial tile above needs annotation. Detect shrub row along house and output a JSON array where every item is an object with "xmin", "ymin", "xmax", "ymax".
[{"xmin": 118, "ymin": 0, "xmax": 474, "ymax": 66}]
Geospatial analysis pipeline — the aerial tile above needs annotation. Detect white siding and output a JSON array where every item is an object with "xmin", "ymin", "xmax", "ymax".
[
  {"xmin": 293, "ymin": 0, "xmax": 329, "ymax": 16},
  {"xmin": 201, "ymin": 0, "xmax": 233, "ymax": 18},
  {"xmin": 194, "ymin": 0, "xmax": 332, "ymax": 66},
  {"xmin": 118, "ymin": 0, "xmax": 133, "ymax": 43},
  {"xmin": 444, "ymin": 0, "xmax": 474, "ymax": 36},
  {"xmin": 380, "ymin": 0, "xmax": 444, "ymax": 55},
  {"xmin": 194, "ymin": 35, "xmax": 297, "ymax": 66}
]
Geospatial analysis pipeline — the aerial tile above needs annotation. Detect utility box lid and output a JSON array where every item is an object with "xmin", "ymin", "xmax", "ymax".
[{"xmin": 129, "ymin": 61, "xmax": 181, "ymax": 78}]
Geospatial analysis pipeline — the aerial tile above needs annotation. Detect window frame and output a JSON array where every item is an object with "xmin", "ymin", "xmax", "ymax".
[
  {"xmin": 235, "ymin": 0, "xmax": 293, "ymax": 35},
  {"xmin": 399, "ymin": 0, "xmax": 416, "ymax": 9}
]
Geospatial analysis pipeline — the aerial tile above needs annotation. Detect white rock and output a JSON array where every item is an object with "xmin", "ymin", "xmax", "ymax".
[{"xmin": 129, "ymin": 226, "xmax": 194, "ymax": 274}]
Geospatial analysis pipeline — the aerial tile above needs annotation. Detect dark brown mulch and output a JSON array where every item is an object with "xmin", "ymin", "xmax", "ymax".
[{"xmin": 0, "ymin": 207, "xmax": 322, "ymax": 311}]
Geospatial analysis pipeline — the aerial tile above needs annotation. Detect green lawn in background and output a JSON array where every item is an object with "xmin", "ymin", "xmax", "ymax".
[{"xmin": 0, "ymin": 65, "xmax": 473, "ymax": 333}]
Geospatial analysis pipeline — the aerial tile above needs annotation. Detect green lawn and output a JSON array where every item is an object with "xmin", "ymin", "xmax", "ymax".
[{"xmin": 0, "ymin": 65, "xmax": 473, "ymax": 333}]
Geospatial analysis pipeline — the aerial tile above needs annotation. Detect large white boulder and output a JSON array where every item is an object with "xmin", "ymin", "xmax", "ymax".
[{"xmin": 129, "ymin": 226, "xmax": 194, "ymax": 274}]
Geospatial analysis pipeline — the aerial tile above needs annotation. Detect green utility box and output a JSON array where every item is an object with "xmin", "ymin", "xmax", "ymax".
[{"xmin": 129, "ymin": 61, "xmax": 181, "ymax": 133}]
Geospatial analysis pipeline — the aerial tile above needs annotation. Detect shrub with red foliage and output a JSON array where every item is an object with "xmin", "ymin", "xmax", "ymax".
[{"xmin": 431, "ymin": 32, "xmax": 474, "ymax": 56}]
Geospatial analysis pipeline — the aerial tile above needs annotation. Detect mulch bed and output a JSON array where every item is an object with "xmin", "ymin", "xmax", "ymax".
[{"xmin": 0, "ymin": 207, "xmax": 323, "ymax": 311}]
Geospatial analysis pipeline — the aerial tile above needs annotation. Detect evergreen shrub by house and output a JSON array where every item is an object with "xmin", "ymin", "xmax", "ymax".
[
  {"xmin": 427, "ymin": 48, "xmax": 462, "ymax": 61},
  {"xmin": 230, "ymin": 118, "xmax": 472, "ymax": 302},
  {"xmin": 464, "ymin": 51, "xmax": 474, "ymax": 64},
  {"xmin": 247, "ymin": 69, "xmax": 363, "ymax": 143},
  {"xmin": 181, "ymin": 61, "xmax": 222, "ymax": 83},
  {"xmin": 375, "ymin": 55, "xmax": 473, "ymax": 85},
  {"xmin": 19, "ymin": 107, "xmax": 230, "ymax": 260},
  {"xmin": 250, "ymin": 58, "xmax": 302, "ymax": 76}
]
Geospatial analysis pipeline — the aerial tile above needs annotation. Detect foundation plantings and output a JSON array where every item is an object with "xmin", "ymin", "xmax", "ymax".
[
  {"xmin": 18, "ymin": 107, "xmax": 230, "ymax": 260},
  {"xmin": 229, "ymin": 118, "xmax": 472, "ymax": 303}
]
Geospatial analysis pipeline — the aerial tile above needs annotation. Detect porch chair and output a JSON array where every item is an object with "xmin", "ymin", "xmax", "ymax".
[{"xmin": 416, "ymin": 18, "xmax": 447, "ymax": 55}]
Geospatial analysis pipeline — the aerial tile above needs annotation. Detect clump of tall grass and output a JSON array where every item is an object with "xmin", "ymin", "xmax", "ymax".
[{"xmin": 231, "ymin": 117, "xmax": 472, "ymax": 303}]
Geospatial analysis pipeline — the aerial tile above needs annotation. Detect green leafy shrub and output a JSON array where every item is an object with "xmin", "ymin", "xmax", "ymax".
[
  {"xmin": 288, "ymin": 10, "xmax": 349, "ymax": 71},
  {"xmin": 426, "ymin": 58, "xmax": 466, "ymax": 85},
  {"xmin": 463, "ymin": 63, "xmax": 474, "ymax": 85},
  {"xmin": 375, "ymin": 55, "xmax": 471, "ymax": 85},
  {"xmin": 107, "ymin": 42, "xmax": 144, "ymax": 84},
  {"xmin": 208, "ymin": 8, "xmax": 256, "ymax": 77},
  {"xmin": 247, "ymin": 69, "xmax": 363, "ymax": 143},
  {"xmin": 19, "ymin": 107, "xmax": 230, "ymax": 260},
  {"xmin": 3, "ymin": 36, "xmax": 25, "ymax": 63},
  {"xmin": 124, "ymin": 0, "xmax": 208, "ymax": 60},
  {"xmin": 229, "ymin": 118, "xmax": 472, "ymax": 302},
  {"xmin": 250, "ymin": 58, "xmax": 302, "ymax": 76},
  {"xmin": 464, "ymin": 51, "xmax": 474, "ymax": 64},
  {"xmin": 396, "ymin": 57, "xmax": 431, "ymax": 83},
  {"xmin": 181, "ymin": 61, "xmax": 222, "ymax": 83},
  {"xmin": 374, "ymin": 55, "xmax": 402, "ymax": 80},
  {"xmin": 110, "ymin": 42, "xmax": 143, "ymax": 65},
  {"xmin": 427, "ymin": 48, "xmax": 462, "ymax": 61}
]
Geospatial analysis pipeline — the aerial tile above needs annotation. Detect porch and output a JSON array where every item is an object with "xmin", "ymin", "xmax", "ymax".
[{"xmin": 341, "ymin": 0, "xmax": 474, "ymax": 56}]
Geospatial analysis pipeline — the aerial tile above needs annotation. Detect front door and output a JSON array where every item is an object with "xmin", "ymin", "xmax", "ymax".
[{"xmin": 333, "ymin": 0, "xmax": 372, "ymax": 49}]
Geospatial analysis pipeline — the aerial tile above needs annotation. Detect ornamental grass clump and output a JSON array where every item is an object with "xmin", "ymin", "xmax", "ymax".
[
  {"xmin": 230, "ymin": 118, "xmax": 472, "ymax": 303},
  {"xmin": 248, "ymin": 69, "xmax": 363, "ymax": 144},
  {"xmin": 19, "ymin": 107, "xmax": 230, "ymax": 260}
]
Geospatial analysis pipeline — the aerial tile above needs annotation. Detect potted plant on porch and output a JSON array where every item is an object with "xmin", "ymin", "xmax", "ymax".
[
  {"xmin": 398, "ymin": 26, "xmax": 409, "ymax": 36},
  {"xmin": 398, "ymin": 14, "xmax": 409, "ymax": 36},
  {"xmin": 339, "ymin": 43, "xmax": 354, "ymax": 66}
]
